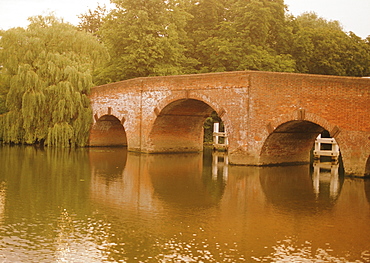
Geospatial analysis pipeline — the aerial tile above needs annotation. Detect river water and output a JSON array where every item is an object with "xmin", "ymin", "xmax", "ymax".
[{"xmin": 0, "ymin": 145, "xmax": 369, "ymax": 262}]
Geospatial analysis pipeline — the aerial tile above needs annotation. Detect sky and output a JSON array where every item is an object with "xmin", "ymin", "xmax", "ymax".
[
  {"xmin": 284, "ymin": 0, "xmax": 370, "ymax": 38},
  {"xmin": 0, "ymin": 0, "xmax": 113, "ymax": 30},
  {"xmin": 0, "ymin": 0, "xmax": 369, "ymax": 39}
]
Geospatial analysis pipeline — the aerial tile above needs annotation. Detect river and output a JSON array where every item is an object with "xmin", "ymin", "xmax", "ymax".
[{"xmin": 0, "ymin": 145, "xmax": 369, "ymax": 262}]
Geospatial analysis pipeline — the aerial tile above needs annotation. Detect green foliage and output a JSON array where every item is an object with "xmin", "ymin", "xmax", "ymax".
[
  {"xmin": 290, "ymin": 12, "xmax": 370, "ymax": 76},
  {"xmin": 190, "ymin": 0, "xmax": 296, "ymax": 73},
  {"xmin": 93, "ymin": 0, "xmax": 197, "ymax": 84},
  {"xmin": 0, "ymin": 70, "xmax": 10, "ymax": 115},
  {"xmin": 203, "ymin": 111, "xmax": 224, "ymax": 143},
  {"xmin": 86, "ymin": 0, "xmax": 370, "ymax": 82},
  {"xmin": 0, "ymin": 15, "xmax": 109, "ymax": 146},
  {"xmin": 78, "ymin": 4, "xmax": 108, "ymax": 40}
]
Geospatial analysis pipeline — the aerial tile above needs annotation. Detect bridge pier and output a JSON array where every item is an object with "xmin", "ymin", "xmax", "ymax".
[
  {"xmin": 336, "ymin": 131, "xmax": 370, "ymax": 177},
  {"xmin": 342, "ymin": 157, "xmax": 368, "ymax": 177}
]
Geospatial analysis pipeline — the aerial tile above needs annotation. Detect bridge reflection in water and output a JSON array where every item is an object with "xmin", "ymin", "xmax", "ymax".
[
  {"xmin": 87, "ymin": 148, "xmax": 369, "ymax": 262},
  {"xmin": 1, "ymin": 146, "xmax": 369, "ymax": 262}
]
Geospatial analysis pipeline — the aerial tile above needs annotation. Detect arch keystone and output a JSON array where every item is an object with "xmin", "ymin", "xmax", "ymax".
[{"xmin": 297, "ymin": 108, "xmax": 306, "ymax": 120}]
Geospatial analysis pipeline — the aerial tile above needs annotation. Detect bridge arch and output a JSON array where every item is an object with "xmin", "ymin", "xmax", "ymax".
[
  {"xmin": 260, "ymin": 120, "xmax": 325, "ymax": 165},
  {"xmin": 153, "ymin": 92, "xmax": 227, "ymax": 122},
  {"xmin": 266, "ymin": 109, "xmax": 337, "ymax": 137},
  {"xmin": 146, "ymin": 98, "xmax": 222, "ymax": 153},
  {"xmin": 89, "ymin": 114, "xmax": 127, "ymax": 147},
  {"xmin": 258, "ymin": 110, "xmax": 370, "ymax": 176},
  {"xmin": 259, "ymin": 110, "xmax": 337, "ymax": 165}
]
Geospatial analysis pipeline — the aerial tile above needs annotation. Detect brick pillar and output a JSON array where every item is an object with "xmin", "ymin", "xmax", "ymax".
[
  {"xmin": 338, "ymin": 131, "xmax": 370, "ymax": 177},
  {"xmin": 228, "ymin": 148, "xmax": 261, "ymax": 166}
]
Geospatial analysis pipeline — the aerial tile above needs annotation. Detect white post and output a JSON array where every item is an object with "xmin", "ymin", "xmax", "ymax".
[
  {"xmin": 330, "ymin": 164, "xmax": 339, "ymax": 198},
  {"xmin": 223, "ymin": 158, "xmax": 228, "ymax": 180},
  {"xmin": 213, "ymin": 122, "xmax": 219, "ymax": 145},
  {"xmin": 314, "ymin": 134, "xmax": 321, "ymax": 158},
  {"xmin": 332, "ymin": 142, "xmax": 340, "ymax": 161},
  {"xmin": 313, "ymin": 163, "xmax": 320, "ymax": 195},
  {"xmin": 212, "ymin": 154, "xmax": 218, "ymax": 179}
]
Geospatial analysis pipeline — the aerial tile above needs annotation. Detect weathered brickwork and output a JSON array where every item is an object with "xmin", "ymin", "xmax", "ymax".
[{"xmin": 89, "ymin": 71, "xmax": 370, "ymax": 176}]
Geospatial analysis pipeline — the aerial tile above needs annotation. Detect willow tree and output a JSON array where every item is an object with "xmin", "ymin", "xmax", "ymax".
[{"xmin": 0, "ymin": 15, "xmax": 109, "ymax": 146}]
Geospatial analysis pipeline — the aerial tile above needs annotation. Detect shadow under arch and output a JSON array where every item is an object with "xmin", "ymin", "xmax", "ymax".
[
  {"xmin": 260, "ymin": 120, "xmax": 326, "ymax": 165},
  {"xmin": 89, "ymin": 115, "xmax": 127, "ymax": 147},
  {"xmin": 148, "ymin": 99, "xmax": 215, "ymax": 153}
]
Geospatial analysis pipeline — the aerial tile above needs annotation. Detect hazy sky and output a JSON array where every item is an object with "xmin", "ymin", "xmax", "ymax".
[
  {"xmin": 0, "ymin": 0, "xmax": 113, "ymax": 30},
  {"xmin": 0, "ymin": 0, "xmax": 369, "ymax": 38},
  {"xmin": 285, "ymin": 0, "xmax": 370, "ymax": 38}
]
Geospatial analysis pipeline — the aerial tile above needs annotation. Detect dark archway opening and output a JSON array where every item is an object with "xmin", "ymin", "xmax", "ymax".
[
  {"xmin": 260, "ymin": 120, "xmax": 343, "ymax": 167},
  {"xmin": 149, "ymin": 99, "xmax": 218, "ymax": 153},
  {"xmin": 203, "ymin": 111, "xmax": 225, "ymax": 144},
  {"xmin": 89, "ymin": 115, "xmax": 127, "ymax": 147},
  {"xmin": 260, "ymin": 120, "xmax": 325, "ymax": 165}
]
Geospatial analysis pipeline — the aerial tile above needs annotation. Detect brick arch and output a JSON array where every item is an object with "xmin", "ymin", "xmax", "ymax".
[
  {"xmin": 146, "ymin": 95, "xmax": 220, "ymax": 153},
  {"xmin": 267, "ymin": 109, "xmax": 338, "ymax": 138},
  {"xmin": 92, "ymin": 107, "xmax": 125, "ymax": 125},
  {"xmin": 264, "ymin": 110, "xmax": 370, "ymax": 175},
  {"xmin": 154, "ymin": 91, "xmax": 226, "ymax": 120},
  {"xmin": 258, "ymin": 109, "xmax": 339, "ymax": 165},
  {"xmin": 89, "ymin": 114, "xmax": 127, "ymax": 147}
]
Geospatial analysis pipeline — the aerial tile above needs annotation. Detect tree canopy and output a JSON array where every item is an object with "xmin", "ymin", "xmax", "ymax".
[
  {"xmin": 77, "ymin": 0, "xmax": 370, "ymax": 85},
  {"xmin": 0, "ymin": 15, "xmax": 109, "ymax": 146}
]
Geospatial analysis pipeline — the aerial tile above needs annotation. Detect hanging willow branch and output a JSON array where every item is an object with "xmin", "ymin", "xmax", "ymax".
[{"xmin": 0, "ymin": 15, "xmax": 109, "ymax": 146}]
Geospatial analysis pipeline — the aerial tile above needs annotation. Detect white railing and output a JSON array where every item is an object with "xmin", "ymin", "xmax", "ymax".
[
  {"xmin": 213, "ymin": 122, "xmax": 228, "ymax": 151},
  {"xmin": 313, "ymin": 134, "xmax": 340, "ymax": 160}
]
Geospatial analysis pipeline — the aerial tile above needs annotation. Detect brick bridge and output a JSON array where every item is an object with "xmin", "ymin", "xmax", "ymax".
[{"xmin": 88, "ymin": 71, "xmax": 370, "ymax": 177}]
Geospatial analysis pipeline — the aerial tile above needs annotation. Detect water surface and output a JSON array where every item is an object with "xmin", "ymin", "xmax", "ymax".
[{"xmin": 0, "ymin": 146, "xmax": 369, "ymax": 262}]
